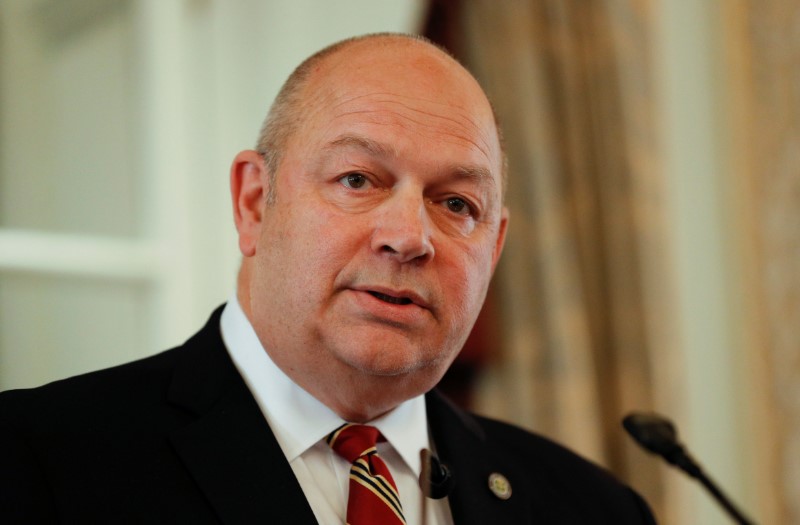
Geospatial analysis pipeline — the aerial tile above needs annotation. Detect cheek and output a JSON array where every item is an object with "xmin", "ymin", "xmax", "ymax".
[
  {"xmin": 439, "ymin": 252, "xmax": 491, "ymax": 316},
  {"xmin": 274, "ymin": 205, "xmax": 367, "ymax": 298},
  {"xmin": 302, "ymin": 209, "xmax": 362, "ymax": 267},
  {"xmin": 445, "ymin": 236, "xmax": 496, "ymax": 283}
]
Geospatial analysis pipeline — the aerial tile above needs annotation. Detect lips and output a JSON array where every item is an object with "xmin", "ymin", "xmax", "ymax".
[
  {"xmin": 346, "ymin": 285, "xmax": 432, "ymax": 325},
  {"xmin": 350, "ymin": 285, "xmax": 431, "ymax": 310},
  {"xmin": 368, "ymin": 291, "xmax": 413, "ymax": 305}
]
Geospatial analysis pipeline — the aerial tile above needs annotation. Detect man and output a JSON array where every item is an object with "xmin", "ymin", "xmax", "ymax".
[{"xmin": 0, "ymin": 34, "xmax": 656, "ymax": 524}]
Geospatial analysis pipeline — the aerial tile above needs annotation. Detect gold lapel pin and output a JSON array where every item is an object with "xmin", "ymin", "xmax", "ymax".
[{"xmin": 488, "ymin": 472, "xmax": 512, "ymax": 500}]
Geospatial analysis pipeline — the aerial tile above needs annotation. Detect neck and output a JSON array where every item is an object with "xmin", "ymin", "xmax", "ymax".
[{"xmin": 299, "ymin": 373, "xmax": 422, "ymax": 423}]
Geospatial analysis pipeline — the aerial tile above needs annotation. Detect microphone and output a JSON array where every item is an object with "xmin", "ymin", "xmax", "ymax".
[
  {"xmin": 623, "ymin": 412, "xmax": 757, "ymax": 525},
  {"xmin": 419, "ymin": 449, "xmax": 455, "ymax": 499}
]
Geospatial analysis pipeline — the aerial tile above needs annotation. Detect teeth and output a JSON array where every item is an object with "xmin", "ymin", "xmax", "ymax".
[{"xmin": 369, "ymin": 291, "xmax": 412, "ymax": 305}]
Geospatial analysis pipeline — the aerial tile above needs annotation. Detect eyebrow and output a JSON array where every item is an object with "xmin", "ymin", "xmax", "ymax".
[
  {"xmin": 325, "ymin": 133, "xmax": 498, "ymax": 196},
  {"xmin": 325, "ymin": 134, "xmax": 397, "ymax": 159},
  {"xmin": 450, "ymin": 164, "xmax": 494, "ymax": 190}
]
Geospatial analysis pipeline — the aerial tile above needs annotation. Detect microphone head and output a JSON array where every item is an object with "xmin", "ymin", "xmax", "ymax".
[{"xmin": 622, "ymin": 412, "xmax": 682, "ymax": 457}]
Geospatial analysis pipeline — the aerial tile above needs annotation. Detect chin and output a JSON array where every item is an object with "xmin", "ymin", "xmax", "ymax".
[
  {"xmin": 346, "ymin": 354, "xmax": 431, "ymax": 378},
  {"xmin": 334, "ymin": 339, "xmax": 449, "ymax": 379}
]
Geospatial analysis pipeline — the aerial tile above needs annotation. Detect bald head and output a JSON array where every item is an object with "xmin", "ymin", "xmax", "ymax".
[{"xmin": 255, "ymin": 33, "xmax": 505, "ymax": 202}]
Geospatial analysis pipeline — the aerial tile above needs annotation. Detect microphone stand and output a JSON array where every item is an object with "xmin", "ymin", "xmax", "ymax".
[{"xmin": 623, "ymin": 412, "xmax": 757, "ymax": 525}]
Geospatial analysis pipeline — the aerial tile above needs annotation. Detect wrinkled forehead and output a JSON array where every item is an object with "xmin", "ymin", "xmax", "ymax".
[{"xmin": 297, "ymin": 38, "xmax": 503, "ymax": 175}]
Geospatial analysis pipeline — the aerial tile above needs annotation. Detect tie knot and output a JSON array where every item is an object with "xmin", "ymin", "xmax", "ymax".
[{"xmin": 327, "ymin": 424, "xmax": 383, "ymax": 463}]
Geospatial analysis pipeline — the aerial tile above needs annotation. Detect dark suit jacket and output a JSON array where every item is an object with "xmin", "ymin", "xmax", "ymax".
[{"xmin": 0, "ymin": 307, "xmax": 656, "ymax": 524}]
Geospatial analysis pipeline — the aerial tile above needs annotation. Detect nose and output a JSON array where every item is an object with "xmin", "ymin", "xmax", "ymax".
[{"xmin": 370, "ymin": 191, "xmax": 435, "ymax": 263}]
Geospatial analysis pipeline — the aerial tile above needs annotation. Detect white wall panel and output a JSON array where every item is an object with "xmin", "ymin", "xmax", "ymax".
[{"xmin": 0, "ymin": 0, "xmax": 425, "ymax": 390}]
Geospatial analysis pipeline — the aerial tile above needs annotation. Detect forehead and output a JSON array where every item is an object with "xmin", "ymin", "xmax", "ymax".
[{"xmin": 293, "ymin": 39, "xmax": 503, "ymax": 180}]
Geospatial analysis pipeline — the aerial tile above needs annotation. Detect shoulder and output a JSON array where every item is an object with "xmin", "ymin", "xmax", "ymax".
[
  {"xmin": 473, "ymin": 413, "xmax": 624, "ymax": 493},
  {"xmin": 0, "ymin": 305, "xmax": 226, "ymax": 432},
  {"xmin": 482, "ymin": 415, "xmax": 655, "ymax": 522},
  {"xmin": 429, "ymin": 391, "xmax": 619, "ymax": 484},
  {"xmin": 0, "ymin": 306, "xmax": 244, "ymax": 521},
  {"xmin": 0, "ymin": 345, "xmax": 184, "ymax": 432},
  {"xmin": 427, "ymin": 392, "xmax": 656, "ymax": 523}
]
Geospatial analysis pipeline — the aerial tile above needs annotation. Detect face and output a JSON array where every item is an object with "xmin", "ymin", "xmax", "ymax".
[{"xmin": 234, "ymin": 39, "xmax": 508, "ymax": 412}]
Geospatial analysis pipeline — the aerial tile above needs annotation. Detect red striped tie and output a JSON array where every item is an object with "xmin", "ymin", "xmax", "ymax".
[{"xmin": 327, "ymin": 423, "xmax": 406, "ymax": 525}]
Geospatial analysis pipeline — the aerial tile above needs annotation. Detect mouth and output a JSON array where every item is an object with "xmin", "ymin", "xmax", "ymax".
[
  {"xmin": 347, "ymin": 285, "xmax": 432, "ymax": 324},
  {"xmin": 368, "ymin": 291, "xmax": 414, "ymax": 305}
]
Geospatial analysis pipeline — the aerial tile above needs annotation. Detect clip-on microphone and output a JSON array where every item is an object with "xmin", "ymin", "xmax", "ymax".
[
  {"xmin": 418, "ymin": 448, "xmax": 455, "ymax": 525},
  {"xmin": 419, "ymin": 448, "xmax": 454, "ymax": 499}
]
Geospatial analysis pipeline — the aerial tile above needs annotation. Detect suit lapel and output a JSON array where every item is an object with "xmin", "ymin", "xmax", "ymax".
[
  {"xmin": 426, "ymin": 391, "xmax": 533, "ymax": 524},
  {"xmin": 166, "ymin": 308, "xmax": 317, "ymax": 524}
]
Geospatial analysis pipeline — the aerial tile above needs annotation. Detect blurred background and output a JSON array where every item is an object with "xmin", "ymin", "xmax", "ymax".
[{"xmin": 0, "ymin": 1, "xmax": 797, "ymax": 523}]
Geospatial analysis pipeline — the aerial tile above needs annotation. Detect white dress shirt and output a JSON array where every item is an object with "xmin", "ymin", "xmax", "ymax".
[{"xmin": 220, "ymin": 296, "xmax": 452, "ymax": 525}]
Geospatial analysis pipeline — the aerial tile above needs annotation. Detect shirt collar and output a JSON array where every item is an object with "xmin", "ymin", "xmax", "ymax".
[{"xmin": 220, "ymin": 295, "xmax": 430, "ymax": 476}]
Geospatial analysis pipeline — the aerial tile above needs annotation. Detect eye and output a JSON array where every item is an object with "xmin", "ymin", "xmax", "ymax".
[
  {"xmin": 445, "ymin": 197, "xmax": 471, "ymax": 215},
  {"xmin": 339, "ymin": 172, "xmax": 369, "ymax": 189}
]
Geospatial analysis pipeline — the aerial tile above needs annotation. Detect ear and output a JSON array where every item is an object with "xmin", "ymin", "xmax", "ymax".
[
  {"xmin": 490, "ymin": 206, "xmax": 509, "ymax": 272},
  {"xmin": 230, "ymin": 149, "xmax": 270, "ymax": 257}
]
